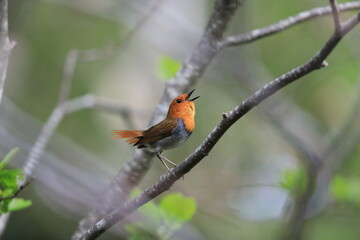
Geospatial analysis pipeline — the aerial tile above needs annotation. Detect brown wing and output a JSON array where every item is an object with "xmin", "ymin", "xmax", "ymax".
[{"xmin": 136, "ymin": 118, "xmax": 177, "ymax": 146}]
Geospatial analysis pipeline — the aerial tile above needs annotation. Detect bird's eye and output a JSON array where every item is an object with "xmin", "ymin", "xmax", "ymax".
[{"xmin": 176, "ymin": 99, "xmax": 182, "ymax": 103}]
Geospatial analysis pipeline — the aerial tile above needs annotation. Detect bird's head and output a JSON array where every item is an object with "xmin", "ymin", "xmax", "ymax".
[{"xmin": 167, "ymin": 89, "xmax": 200, "ymax": 119}]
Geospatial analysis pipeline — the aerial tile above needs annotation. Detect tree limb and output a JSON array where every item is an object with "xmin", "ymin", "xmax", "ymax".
[
  {"xmin": 0, "ymin": 0, "xmax": 16, "ymax": 234},
  {"xmin": 0, "ymin": 0, "xmax": 15, "ymax": 105},
  {"xmin": 219, "ymin": 1, "xmax": 360, "ymax": 48},
  {"xmin": 79, "ymin": 9, "xmax": 360, "ymax": 239}
]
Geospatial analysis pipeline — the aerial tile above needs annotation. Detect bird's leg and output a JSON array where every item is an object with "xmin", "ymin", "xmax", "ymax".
[
  {"xmin": 156, "ymin": 152, "xmax": 185, "ymax": 180},
  {"xmin": 155, "ymin": 152, "xmax": 177, "ymax": 171},
  {"xmin": 160, "ymin": 154, "xmax": 177, "ymax": 168},
  {"xmin": 156, "ymin": 152, "xmax": 171, "ymax": 171}
]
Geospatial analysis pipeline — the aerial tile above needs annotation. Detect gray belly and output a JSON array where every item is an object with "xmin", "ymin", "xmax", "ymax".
[{"xmin": 151, "ymin": 118, "xmax": 191, "ymax": 152}]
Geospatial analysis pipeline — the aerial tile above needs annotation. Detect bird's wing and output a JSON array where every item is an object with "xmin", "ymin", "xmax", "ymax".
[{"xmin": 136, "ymin": 118, "xmax": 177, "ymax": 145}]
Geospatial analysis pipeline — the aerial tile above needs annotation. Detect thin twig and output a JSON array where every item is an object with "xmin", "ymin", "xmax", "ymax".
[
  {"xmin": 58, "ymin": 0, "xmax": 166, "ymax": 108},
  {"xmin": 0, "ymin": 0, "xmax": 15, "ymax": 105},
  {"xmin": 219, "ymin": 1, "xmax": 360, "ymax": 48},
  {"xmin": 330, "ymin": 0, "xmax": 342, "ymax": 31},
  {"xmin": 58, "ymin": 50, "xmax": 78, "ymax": 105},
  {"xmin": 340, "ymin": 11, "xmax": 360, "ymax": 35},
  {"xmin": 62, "ymin": 0, "xmax": 165, "ymax": 68},
  {"xmin": 0, "ymin": 178, "xmax": 33, "ymax": 201},
  {"xmin": 113, "ymin": 0, "xmax": 166, "ymax": 56},
  {"xmin": 92, "ymin": 98, "xmax": 136, "ymax": 130},
  {"xmin": 79, "ymin": 9, "xmax": 360, "ymax": 240},
  {"xmin": 22, "ymin": 94, "xmax": 132, "ymax": 179}
]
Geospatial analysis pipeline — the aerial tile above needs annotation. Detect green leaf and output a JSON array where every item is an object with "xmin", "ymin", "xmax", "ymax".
[
  {"xmin": 0, "ymin": 199, "xmax": 11, "ymax": 214},
  {"xmin": 7, "ymin": 198, "xmax": 32, "ymax": 212},
  {"xmin": 2, "ymin": 188, "xmax": 15, "ymax": 198},
  {"xmin": 0, "ymin": 147, "xmax": 20, "ymax": 170},
  {"xmin": 126, "ymin": 191, "xmax": 196, "ymax": 240},
  {"xmin": 331, "ymin": 175, "xmax": 360, "ymax": 206},
  {"xmin": 159, "ymin": 193, "xmax": 197, "ymax": 223},
  {"xmin": 0, "ymin": 169, "xmax": 23, "ymax": 190},
  {"xmin": 331, "ymin": 175, "xmax": 348, "ymax": 202},
  {"xmin": 157, "ymin": 56, "xmax": 181, "ymax": 82},
  {"xmin": 278, "ymin": 167, "xmax": 308, "ymax": 196}
]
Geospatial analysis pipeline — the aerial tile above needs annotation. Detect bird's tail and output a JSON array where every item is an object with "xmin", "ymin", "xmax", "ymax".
[{"xmin": 112, "ymin": 130, "xmax": 143, "ymax": 145}]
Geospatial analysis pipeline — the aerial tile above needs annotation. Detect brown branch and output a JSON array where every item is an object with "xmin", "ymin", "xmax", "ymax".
[
  {"xmin": 78, "ymin": 9, "xmax": 360, "ymax": 240},
  {"xmin": 219, "ymin": 1, "xmax": 360, "ymax": 48}
]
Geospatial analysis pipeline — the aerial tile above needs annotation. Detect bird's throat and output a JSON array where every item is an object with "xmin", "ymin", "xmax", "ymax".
[{"xmin": 182, "ymin": 116, "xmax": 195, "ymax": 133}]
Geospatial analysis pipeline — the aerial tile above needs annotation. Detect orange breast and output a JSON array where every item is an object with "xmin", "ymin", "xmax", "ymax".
[{"xmin": 182, "ymin": 115, "xmax": 195, "ymax": 133}]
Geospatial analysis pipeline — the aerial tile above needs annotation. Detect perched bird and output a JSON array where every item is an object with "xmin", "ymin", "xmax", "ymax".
[{"xmin": 112, "ymin": 89, "xmax": 199, "ymax": 171}]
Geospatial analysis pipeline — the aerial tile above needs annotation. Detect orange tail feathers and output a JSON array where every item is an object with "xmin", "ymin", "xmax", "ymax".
[{"xmin": 112, "ymin": 130, "xmax": 143, "ymax": 145}]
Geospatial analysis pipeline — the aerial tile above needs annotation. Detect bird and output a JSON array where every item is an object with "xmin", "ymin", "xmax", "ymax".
[{"xmin": 112, "ymin": 89, "xmax": 199, "ymax": 171}]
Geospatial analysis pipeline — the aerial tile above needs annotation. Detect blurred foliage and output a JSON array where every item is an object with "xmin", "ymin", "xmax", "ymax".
[
  {"xmin": 331, "ymin": 175, "xmax": 360, "ymax": 206},
  {"xmin": 278, "ymin": 167, "xmax": 309, "ymax": 197},
  {"xmin": 0, "ymin": 148, "xmax": 32, "ymax": 215},
  {"xmin": 158, "ymin": 193, "xmax": 197, "ymax": 239},
  {"xmin": 126, "ymin": 190, "xmax": 197, "ymax": 240},
  {"xmin": 156, "ymin": 55, "xmax": 181, "ymax": 82},
  {"xmin": 159, "ymin": 193, "xmax": 197, "ymax": 223},
  {"xmin": 7, "ymin": 1, "xmax": 123, "ymax": 154},
  {"xmin": 1, "ymin": 0, "xmax": 360, "ymax": 239}
]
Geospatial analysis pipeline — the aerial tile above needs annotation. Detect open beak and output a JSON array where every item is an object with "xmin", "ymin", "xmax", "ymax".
[{"xmin": 186, "ymin": 89, "xmax": 200, "ymax": 101}]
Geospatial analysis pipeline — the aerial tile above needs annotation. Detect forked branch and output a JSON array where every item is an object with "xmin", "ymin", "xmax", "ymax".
[{"xmin": 79, "ymin": 7, "xmax": 360, "ymax": 240}]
